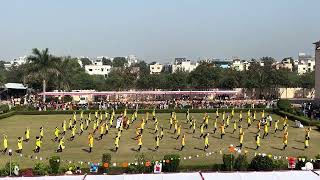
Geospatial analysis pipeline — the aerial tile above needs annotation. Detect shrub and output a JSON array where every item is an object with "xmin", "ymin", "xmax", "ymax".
[
  {"xmin": 4, "ymin": 161, "xmax": 19, "ymax": 176},
  {"xmin": 0, "ymin": 104, "xmax": 10, "ymax": 114},
  {"xmin": 234, "ymin": 154, "xmax": 248, "ymax": 171},
  {"xmin": 277, "ymin": 99, "xmax": 291, "ymax": 111},
  {"xmin": 102, "ymin": 153, "xmax": 112, "ymax": 165},
  {"xmin": 49, "ymin": 156, "xmax": 60, "ymax": 174},
  {"xmin": 249, "ymin": 155, "xmax": 273, "ymax": 171},
  {"xmin": 163, "ymin": 154, "xmax": 180, "ymax": 172},
  {"xmin": 274, "ymin": 110, "xmax": 319, "ymax": 126},
  {"xmin": 295, "ymin": 156, "xmax": 308, "ymax": 170},
  {"xmin": 223, "ymin": 154, "xmax": 236, "ymax": 171},
  {"xmin": 272, "ymin": 159, "xmax": 287, "ymax": 170},
  {"xmin": 20, "ymin": 168, "xmax": 34, "ymax": 177},
  {"xmin": 127, "ymin": 153, "xmax": 153, "ymax": 174},
  {"xmin": 0, "ymin": 169, "xmax": 8, "ymax": 177},
  {"xmin": 33, "ymin": 162, "xmax": 48, "ymax": 176}
]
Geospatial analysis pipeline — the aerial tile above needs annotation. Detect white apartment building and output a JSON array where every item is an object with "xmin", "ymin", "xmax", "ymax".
[
  {"xmin": 149, "ymin": 63, "xmax": 163, "ymax": 74},
  {"xmin": 296, "ymin": 58, "xmax": 315, "ymax": 75},
  {"xmin": 230, "ymin": 59, "xmax": 250, "ymax": 71},
  {"xmin": 171, "ymin": 58, "xmax": 198, "ymax": 73},
  {"xmin": 84, "ymin": 59, "xmax": 111, "ymax": 76},
  {"xmin": 4, "ymin": 56, "xmax": 28, "ymax": 69},
  {"xmin": 126, "ymin": 55, "xmax": 138, "ymax": 66}
]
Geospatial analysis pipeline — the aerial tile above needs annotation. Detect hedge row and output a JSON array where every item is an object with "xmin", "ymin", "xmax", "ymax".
[
  {"xmin": 273, "ymin": 109, "xmax": 320, "ymax": 126},
  {"xmin": 13, "ymin": 108, "xmax": 272, "ymax": 115}
]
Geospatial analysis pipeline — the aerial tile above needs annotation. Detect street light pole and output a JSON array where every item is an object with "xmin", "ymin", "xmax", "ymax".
[{"xmin": 8, "ymin": 149, "xmax": 12, "ymax": 176}]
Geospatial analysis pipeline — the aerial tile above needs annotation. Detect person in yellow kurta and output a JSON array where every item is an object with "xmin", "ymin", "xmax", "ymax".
[
  {"xmin": 180, "ymin": 134, "xmax": 186, "ymax": 151},
  {"xmin": 169, "ymin": 117, "xmax": 173, "ymax": 130},
  {"xmin": 93, "ymin": 121, "xmax": 97, "ymax": 134},
  {"xmin": 283, "ymin": 130, "xmax": 288, "ymax": 150},
  {"xmin": 304, "ymin": 135, "xmax": 310, "ymax": 149},
  {"xmin": 247, "ymin": 116, "xmax": 252, "ymax": 128},
  {"xmin": 105, "ymin": 123, "xmax": 109, "ymax": 135},
  {"xmin": 79, "ymin": 121, "xmax": 84, "ymax": 135},
  {"xmin": 204, "ymin": 113, "xmax": 209, "ymax": 129},
  {"xmin": 40, "ymin": 127, "xmax": 44, "ymax": 140},
  {"xmin": 154, "ymin": 121, "xmax": 159, "ymax": 134},
  {"xmin": 140, "ymin": 120, "xmax": 145, "ymax": 134},
  {"xmin": 192, "ymin": 119, "xmax": 196, "ymax": 134},
  {"xmin": 255, "ymin": 133, "xmax": 261, "ymax": 150},
  {"xmin": 233, "ymin": 120, "xmax": 237, "ymax": 134},
  {"xmin": 305, "ymin": 127, "xmax": 311, "ymax": 140},
  {"xmin": 231, "ymin": 108, "xmax": 235, "ymax": 118},
  {"xmin": 68, "ymin": 118, "xmax": 73, "ymax": 130},
  {"xmin": 238, "ymin": 131, "xmax": 244, "ymax": 149},
  {"xmin": 17, "ymin": 137, "xmax": 23, "ymax": 153},
  {"xmin": 57, "ymin": 137, "xmax": 65, "ymax": 152},
  {"xmin": 99, "ymin": 123, "xmax": 105, "ymax": 140},
  {"xmin": 114, "ymin": 136, "xmax": 119, "ymax": 152},
  {"xmin": 257, "ymin": 120, "xmax": 261, "ymax": 133},
  {"xmin": 220, "ymin": 123, "xmax": 225, "ymax": 139},
  {"xmin": 160, "ymin": 127, "xmax": 164, "ymax": 139},
  {"xmin": 263, "ymin": 124, "xmax": 269, "ymax": 139},
  {"xmin": 213, "ymin": 118, "xmax": 217, "ymax": 134},
  {"xmin": 204, "ymin": 133, "xmax": 209, "ymax": 151},
  {"xmin": 54, "ymin": 127, "xmax": 60, "ymax": 141},
  {"xmin": 216, "ymin": 108, "xmax": 219, "ymax": 118},
  {"xmin": 226, "ymin": 115, "xmax": 230, "ymax": 128},
  {"xmin": 174, "ymin": 121, "xmax": 178, "ymax": 134},
  {"xmin": 85, "ymin": 118, "xmax": 90, "ymax": 130},
  {"xmin": 274, "ymin": 119, "xmax": 279, "ymax": 133},
  {"xmin": 25, "ymin": 128, "xmax": 30, "ymax": 142},
  {"xmin": 200, "ymin": 123, "xmax": 204, "ymax": 138},
  {"xmin": 152, "ymin": 109, "xmax": 156, "ymax": 120},
  {"xmin": 155, "ymin": 134, "xmax": 160, "ymax": 151},
  {"xmin": 282, "ymin": 116, "xmax": 288, "ymax": 130},
  {"xmin": 34, "ymin": 136, "xmax": 42, "ymax": 153},
  {"xmin": 253, "ymin": 111, "xmax": 257, "ymax": 121},
  {"xmin": 62, "ymin": 120, "xmax": 67, "ymax": 135},
  {"xmin": 239, "ymin": 111, "xmax": 243, "ymax": 121},
  {"xmin": 3, "ymin": 135, "xmax": 8, "ymax": 153},
  {"xmin": 70, "ymin": 126, "xmax": 76, "ymax": 141},
  {"xmin": 176, "ymin": 125, "xmax": 181, "ymax": 139},
  {"xmin": 88, "ymin": 133, "xmax": 94, "ymax": 153},
  {"xmin": 137, "ymin": 135, "xmax": 143, "ymax": 151}
]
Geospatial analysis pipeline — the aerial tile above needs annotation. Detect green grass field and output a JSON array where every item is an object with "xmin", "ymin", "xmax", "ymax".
[{"xmin": 0, "ymin": 112, "xmax": 319, "ymax": 168}]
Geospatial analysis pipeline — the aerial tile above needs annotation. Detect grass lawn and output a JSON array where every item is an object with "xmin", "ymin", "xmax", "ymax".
[{"xmin": 0, "ymin": 112, "xmax": 319, "ymax": 168}]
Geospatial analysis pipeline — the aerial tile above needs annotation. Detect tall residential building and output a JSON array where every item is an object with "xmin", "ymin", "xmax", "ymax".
[
  {"xmin": 4, "ymin": 56, "xmax": 28, "ymax": 69},
  {"xmin": 314, "ymin": 41, "xmax": 320, "ymax": 100},
  {"xmin": 171, "ymin": 58, "xmax": 198, "ymax": 73},
  {"xmin": 149, "ymin": 63, "xmax": 163, "ymax": 74},
  {"xmin": 84, "ymin": 59, "xmax": 111, "ymax": 76}
]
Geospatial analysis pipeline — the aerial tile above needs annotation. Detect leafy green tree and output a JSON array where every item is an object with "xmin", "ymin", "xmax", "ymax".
[
  {"xmin": 112, "ymin": 57, "xmax": 127, "ymax": 67},
  {"xmin": 26, "ymin": 48, "xmax": 61, "ymax": 102},
  {"xmin": 79, "ymin": 57, "xmax": 92, "ymax": 67},
  {"xmin": 102, "ymin": 57, "xmax": 112, "ymax": 65}
]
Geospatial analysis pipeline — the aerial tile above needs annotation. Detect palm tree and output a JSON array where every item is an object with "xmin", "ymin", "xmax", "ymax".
[{"xmin": 27, "ymin": 48, "xmax": 61, "ymax": 103}]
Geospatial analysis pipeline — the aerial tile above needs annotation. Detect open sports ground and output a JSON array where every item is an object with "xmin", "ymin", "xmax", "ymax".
[{"xmin": 0, "ymin": 110, "xmax": 319, "ymax": 168}]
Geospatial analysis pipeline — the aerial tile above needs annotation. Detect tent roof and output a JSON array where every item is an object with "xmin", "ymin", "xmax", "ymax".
[{"xmin": 4, "ymin": 83, "xmax": 27, "ymax": 90}]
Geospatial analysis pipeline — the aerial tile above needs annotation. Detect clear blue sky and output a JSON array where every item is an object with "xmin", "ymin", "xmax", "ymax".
[{"xmin": 0, "ymin": 0, "xmax": 319, "ymax": 62}]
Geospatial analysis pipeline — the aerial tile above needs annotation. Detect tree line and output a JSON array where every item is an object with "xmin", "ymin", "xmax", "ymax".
[{"xmin": 0, "ymin": 49, "xmax": 315, "ymax": 99}]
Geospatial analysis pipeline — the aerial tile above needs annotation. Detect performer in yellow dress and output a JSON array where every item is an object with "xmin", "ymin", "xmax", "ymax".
[
  {"xmin": 283, "ymin": 130, "xmax": 288, "ymax": 150},
  {"xmin": 204, "ymin": 133, "xmax": 209, "ymax": 151},
  {"xmin": 25, "ymin": 128, "xmax": 30, "ymax": 142},
  {"xmin": 255, "ymin": 133, "xmax": 261, "ymax": 150},
  {"xmin": 137, "ymin": 135, "xmax": 143, "ymax": 151},
  {"xmin": 180, "ymin": 134, "xmax": 186, "ymax": 151},
  {"xmin": 88, "ymin": 133, "xmax": 94, "ymax": 153},
  {"xmin": 3, "ymin": 134, "xmax": 8, "ymax": 153}
]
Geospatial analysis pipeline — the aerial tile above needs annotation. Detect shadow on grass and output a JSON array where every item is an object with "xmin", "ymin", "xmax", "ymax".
[
  {"xmin": 271, "ymin": 146, "xmax": 283, "ymax": 151},
  {"xmin": 294, "ymin": 139, "xmax": 304, "ymax": 143},
  {"xmin": 194, "ymin": 147, "xmax": 205, "ymax": 151},
  {"xmin": 82, "ymin": 148, "xmax": 91, "ymax": 153},
  {"xmin": 292, "ymin": 147, "xmax": 305, "ymax": 151}
]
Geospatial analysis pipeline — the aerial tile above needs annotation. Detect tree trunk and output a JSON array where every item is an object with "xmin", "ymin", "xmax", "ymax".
[{"xmin": 43, "ymin": 79, "xmax": 46, "ymax": 103}]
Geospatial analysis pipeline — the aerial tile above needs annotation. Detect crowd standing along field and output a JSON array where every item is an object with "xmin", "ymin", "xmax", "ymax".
[{"xmin": 0, "ymin": 109, "xmax": 319, "ymax": 168}]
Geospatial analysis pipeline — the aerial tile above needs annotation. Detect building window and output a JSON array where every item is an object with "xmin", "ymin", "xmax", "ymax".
[
  {"xmin": 101, "ymin": 68, "xmax": 104, "ymax": 71},
  {"xmin": 89, "ymin": 69, "xmax": 92, "ymax": 71}
]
